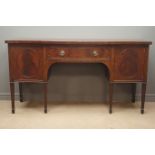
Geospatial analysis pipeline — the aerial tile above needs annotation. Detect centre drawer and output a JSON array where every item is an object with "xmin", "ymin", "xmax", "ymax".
[{"xmin": 47, "ymin": 47, "xmax": 111, "ymax": 60}]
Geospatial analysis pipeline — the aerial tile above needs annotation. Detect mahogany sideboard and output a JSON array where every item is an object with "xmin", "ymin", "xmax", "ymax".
[{"xmin": 5, "ymin": 40, "xmax": 152, "ymax": 114}]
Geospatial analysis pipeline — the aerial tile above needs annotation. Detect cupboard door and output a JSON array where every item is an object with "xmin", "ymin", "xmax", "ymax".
[
  {"xmin": 10, "ymin": 46, "xmax": 44, "ymax": 81},
  {"xmin": 114, "ymin": 47, "xmax": 146, "ymax": 81}
]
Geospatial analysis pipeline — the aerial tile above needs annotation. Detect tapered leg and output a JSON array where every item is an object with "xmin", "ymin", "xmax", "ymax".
[
  {"xmin": 44, "ymin": 83, "xmax": 48, "ymax": 113},
  {"xmin": 131, "ymin": 83, "xmax": 136, "ymax": 103},
  {"xmin": 109, "ymin": 83, "xmax": 113, "ymax": 114},
  {"xmin": 141, "ymin": 83, "xmax": 146, "ymax": 114},
  {"xmin": 10, "ymin": 82, "xmax": 15, "ymax": 114},
  {"xmin": 19, "ymin": 83, "xmax": 24, "ymax": 102}
]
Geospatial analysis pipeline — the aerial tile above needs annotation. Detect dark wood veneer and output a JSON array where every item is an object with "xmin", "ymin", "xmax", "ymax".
[{"xmin": 5, "ymin": 40, "xmax": 152, "ymax": 114}]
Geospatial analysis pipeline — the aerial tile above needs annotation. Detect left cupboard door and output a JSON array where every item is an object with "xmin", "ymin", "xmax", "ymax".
[{"xmin": 9, "ymin": 45, "xmax": 44, "ymax": 81}]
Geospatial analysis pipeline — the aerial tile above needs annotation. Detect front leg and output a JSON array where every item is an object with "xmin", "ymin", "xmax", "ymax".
[
  {"xmin": 10, "ymin": 82, "xmax": 15, "ymax": 114},
  {"xmin": 109, "ymin": 83, "xmax": 114, "ymax": 114},
  {"xmin": 141, "ymin": 83, "xmax": 146, "ymax": 114},
  {"xmin": 44, "ymin": 83, "xmax": 48, "ymax": 113}
]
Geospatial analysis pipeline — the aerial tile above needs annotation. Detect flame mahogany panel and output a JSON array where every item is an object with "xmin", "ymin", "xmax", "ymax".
[
  {"xmin": 9, "ymin": 45, "xmax": 44, "ymax": 81},
  {"xmin": 113, "ymin": 46, "xmax": 148, "ymax": 81}
]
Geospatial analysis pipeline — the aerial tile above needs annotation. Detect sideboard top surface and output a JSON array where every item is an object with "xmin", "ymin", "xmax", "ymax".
[{"xmin": 5, "ymin": 40, "xmax": 152, "ymax": 45}]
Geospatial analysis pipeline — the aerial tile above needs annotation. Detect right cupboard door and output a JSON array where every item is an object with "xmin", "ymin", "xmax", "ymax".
[{"xmin": 113, "ymin": 46, "xmax": 148, "ymax": 82}]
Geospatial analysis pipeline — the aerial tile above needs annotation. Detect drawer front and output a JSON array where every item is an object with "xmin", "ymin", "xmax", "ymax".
[
  {"xmin": 47, "ymin": 47, "xmax": 111, "ymax": 61},
  {"xmin": 47, "ymin": 47, "xmax": 70, "ymax": 58}
]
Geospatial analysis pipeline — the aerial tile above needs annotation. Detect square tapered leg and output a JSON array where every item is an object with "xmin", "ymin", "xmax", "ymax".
[
  {"xmin": 109, "ymin": 83, "xmax": 113, "ymax": 114},
  {"xmin": 10, "ymin": 82, "xmax": 15, "ymax": 114},
  {"xmin": 44, "ymin": 83, "xmax": 48, "ymax": 113},
  {"xmin": 141, "ymin": 83, "xmax": 146, "ymax": 114}
]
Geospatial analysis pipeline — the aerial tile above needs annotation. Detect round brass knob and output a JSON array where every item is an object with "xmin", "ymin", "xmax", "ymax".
[
  {"xmin": 59, "ymin": 50, "xmax": 65, "ymax": 56},
  {"xmin": 92, "ymin": 50, "xmax": 98, "ymax": 56}
]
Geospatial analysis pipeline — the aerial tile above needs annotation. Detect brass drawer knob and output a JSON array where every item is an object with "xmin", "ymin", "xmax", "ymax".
[
  {"xmin": 59, "ymin": 50, "xmax": 65, "ymax": 56},
  {"xmin": 92, "ymin": 51, "xmax": 98, "ymax": 56}
]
